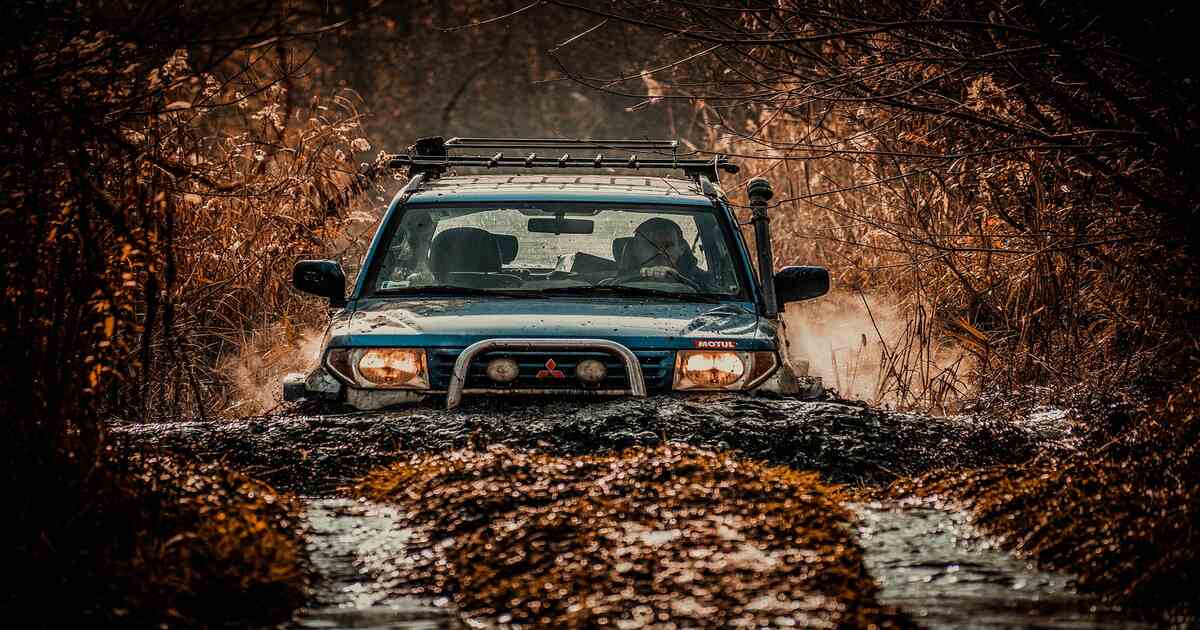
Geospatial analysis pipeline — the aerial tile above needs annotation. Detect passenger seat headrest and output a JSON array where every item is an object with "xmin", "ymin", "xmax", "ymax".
[
  {"xmin": 494, "ymin": 234, "xmax": 519, "ymax": 264},
  {"xmin": 429, "ymin": 227, "xmax": 502, "ymax": 275}
]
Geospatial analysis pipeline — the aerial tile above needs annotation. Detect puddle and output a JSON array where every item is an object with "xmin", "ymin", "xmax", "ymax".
[
  {"xmin": 290, "ymin": 498, "xmax": 464, "ymax": 629},
  {"xmin": 292, "ymin": 496, "xmax": 1157, "ymax": 629},
  {"xmin": 117, "ymin": 405, "xmax": 1168, "ymax": 627},
  {"xmin": 854, "ymin": 501, "xmax": 1154, "ymax": 629}
]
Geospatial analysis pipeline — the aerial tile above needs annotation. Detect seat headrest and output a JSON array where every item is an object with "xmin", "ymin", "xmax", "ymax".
[
  {"xmin": 635, "ymin": 217, "xmax": 685, "ymax": 241},
  {"xmin": 612, "ymin": 237, "xmax": 634, "ymax": 263},
  {"xmin": 494, "ymin": 234, "xmax": 519, "ymax": 264},
  {"xmin": 429, "ymin": 227, "xmax": 502, "ymax": 275}
]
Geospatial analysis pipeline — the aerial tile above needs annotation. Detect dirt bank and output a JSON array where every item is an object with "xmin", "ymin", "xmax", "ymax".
[
  {"xmin": 11, "ymin": 453, "xmax": 306, "ymax": 627},
  {"xmin": 357, "ymin": 444, "xmax": 913, "ymax": 628},
  {"xmin": 112, "ymin": 394, "xmax": 1074, "ymax": 493},
  {"xmin": 890, "ymin": 375, "xmax": 1200, "ymax": 621}
]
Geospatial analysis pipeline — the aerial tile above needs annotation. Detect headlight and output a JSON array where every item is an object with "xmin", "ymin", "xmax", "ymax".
[
  {"xmin": 325, "ymin": 348, "xmax": 430, "ymax": 390},
  {"xmin": 672, "ymin": 350, "xmax": 778, "ymax": 391}
]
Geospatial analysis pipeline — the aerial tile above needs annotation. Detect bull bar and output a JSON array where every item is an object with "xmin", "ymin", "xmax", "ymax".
[{"xmin": 447, "ymin": 338, "xmax": 648, "ymax": 410}]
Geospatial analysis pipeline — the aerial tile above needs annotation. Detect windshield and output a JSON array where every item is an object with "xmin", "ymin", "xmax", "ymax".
[{"xmin": 369, "ymin": 202, "xmax": 748, "ymax": 300}]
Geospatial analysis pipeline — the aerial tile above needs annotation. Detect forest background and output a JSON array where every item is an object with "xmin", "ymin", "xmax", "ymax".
[{"xmin": 3, "ymin": 0, "xmax": 1198, "ymax": 623}]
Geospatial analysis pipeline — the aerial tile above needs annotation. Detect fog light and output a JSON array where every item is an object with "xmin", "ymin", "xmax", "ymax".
[
  {"xmin": 575, "ymin": 359, "xmax": 608, "ymax": 384},
  {"xmin": 486, "ymin": 357, "xmax": 519, "ymax": 383}
]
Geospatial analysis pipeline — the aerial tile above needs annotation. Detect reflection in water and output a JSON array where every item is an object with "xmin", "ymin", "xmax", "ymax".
[
  {"xmin": 291, "ymin": 498, "xmax": 1158, "ymax": 629},
  {"xmin": 854, "ymin": 500, "xmax": 1153, "ymax": 629},
  {"xmin": 291, "ymin": 499, "xmax": 463, "ymax": 630}
]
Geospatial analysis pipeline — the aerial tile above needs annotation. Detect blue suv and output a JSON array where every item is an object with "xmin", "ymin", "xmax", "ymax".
[{"xmin": 284, "ymin": 138, "xmax": 829, "ymax": 410}]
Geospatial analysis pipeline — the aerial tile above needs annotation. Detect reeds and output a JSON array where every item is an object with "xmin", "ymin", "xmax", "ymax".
[
  {"xmin": 1, "ymin": 10, "xmax": 369, "ymax": 624},
  {"xmin": 707, "ymin": 107, "xmax": 1191, "ymax": 413}
]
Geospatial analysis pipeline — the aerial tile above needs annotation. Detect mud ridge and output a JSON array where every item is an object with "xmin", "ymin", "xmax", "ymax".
[
  {"xmin": 113, "ymin": 395, "xmax": 1075, "ymax": 493},
  {"xmin": 355, "ymin": 444, "xmax": 914, "ymax": 628}
]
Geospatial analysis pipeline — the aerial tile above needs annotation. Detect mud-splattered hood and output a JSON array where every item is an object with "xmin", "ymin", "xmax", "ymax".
[{"xmin": 328, "ymin": 297, "xmax": 776, "ymax": 350}]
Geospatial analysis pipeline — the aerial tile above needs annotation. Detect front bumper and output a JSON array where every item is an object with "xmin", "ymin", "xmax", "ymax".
[
  {"xmin": 444, "ymin": 338, "xmax": 647, "ymax": 409},
  {"xmin": 284, "ymin": 338, "xmax": 794, "ymax": 410}
]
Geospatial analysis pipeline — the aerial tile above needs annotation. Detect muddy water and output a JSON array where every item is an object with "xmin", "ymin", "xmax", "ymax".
[
  {"xmin": 855, "ymin": 500, "xmax": 1153, "ymax": 629},
  {"xmin": 113, "ymin": 398, "xmax": 1150, "ymax": 628},
  {"xmin": 292, "ymin": 498, "xmax": 463, "ymax": 629},
  {"xmin": 288, "ymin": 496, "xmax": 1152, "ymax": 629},
  {"xmin": 115, "ymin": 396, "xmax": 1076, "ymax": 493}
]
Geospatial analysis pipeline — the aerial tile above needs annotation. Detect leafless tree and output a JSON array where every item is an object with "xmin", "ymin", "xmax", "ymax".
[{"xmin": 536, "ymin": 0, "xmax": 1200, "ymax": 403}]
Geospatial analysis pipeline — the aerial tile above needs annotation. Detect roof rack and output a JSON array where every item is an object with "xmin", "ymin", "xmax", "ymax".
[
  {"xmin": 383, "ymin": 136, "xmax": 738, "ymax": 186},
  {"xmin": 444, "ymin": 137, "xmax": 680, "ymax": 152}
]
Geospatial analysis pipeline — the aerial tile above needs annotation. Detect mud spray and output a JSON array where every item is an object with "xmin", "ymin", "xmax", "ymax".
[
  {"xmin": 217, "ymin": 205, "xmax": 384, "ymax": 417},
  {"xmin": 218, "ymin": 291, "xmax": 972, "ymax": 415},
  {"xmin": 781, "ymin": 292, "xmax": 975, "ymax": 410},
  {"xmin": 220, "ymin": 326, "xmax": 324, "ymax": 416}
]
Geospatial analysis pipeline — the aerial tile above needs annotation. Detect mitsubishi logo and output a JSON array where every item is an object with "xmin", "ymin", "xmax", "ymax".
[{"xmin": 535, "ymin": 358, "xmax": 566, "ymax": 379}]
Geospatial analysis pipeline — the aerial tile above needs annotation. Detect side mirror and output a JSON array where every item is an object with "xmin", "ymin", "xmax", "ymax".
[
  {"xmin": 774, "ymin": 266, "xmax": 830, "ymax": 304},
  {"xmin": 292, "ymin": 260, "xmax": 346, "ymax": 306}
]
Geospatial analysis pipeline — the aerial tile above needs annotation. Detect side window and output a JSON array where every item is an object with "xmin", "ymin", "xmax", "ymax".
[
  {"xmin": 674, "ymin": 217, "xmax": 708, "ymax": 271},
  {"xmin": 376, "ymin": 210, "xmax": 439, "ymax": 290},
  {"xmin": 698, "ymin": 214, "xmax": 741, "ymax": 291}
]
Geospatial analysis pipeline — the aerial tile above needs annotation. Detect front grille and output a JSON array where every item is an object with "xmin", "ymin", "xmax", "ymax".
[{"xmin": 427, "ymin": 347, "xmax": 674, "ymax": 392}]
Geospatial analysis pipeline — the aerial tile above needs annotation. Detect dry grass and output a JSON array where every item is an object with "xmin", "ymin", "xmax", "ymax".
[
  {"xmin": 133, "ymin": 81, "xmax": 381, "ymax": 419},
  {"xmin": 697, "ymin": 74, "xmax": 1195, "ymax": 414},
  {"xmin": 358, "ymin": 444, "xmax": 912, "ymax": 629},
  {"xmin": 0, "ymin": 9, "xmax": 387, "ymax": 625},
  {"xmin": 781, "ymin": 291, "xmax": 976, "ymax": 412},
  {"xmin": 0, "ymin": 13, "xmax": 395, "ymax": 623}
]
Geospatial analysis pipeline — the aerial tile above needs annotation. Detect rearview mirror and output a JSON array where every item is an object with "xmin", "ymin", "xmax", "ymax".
[
  {"xmin": 293, "ymin": 260, "xmax": 346, "ymax": 306},
  {"xmin": 774, "ymin": 266, "xmax": 830, "ymax": 304},
  {"xmin": 527, "ymin": 217, "xmax": 594, "ymax": 234}
]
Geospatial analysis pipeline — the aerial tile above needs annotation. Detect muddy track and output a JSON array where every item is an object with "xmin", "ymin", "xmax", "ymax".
[
  {"xmin": 112, "ymin": 395, "xmax": 1075, "ymax": 493},
  {"xmin": 111, "ymin": 397, "xmax": 1146, "ymax": 629}
]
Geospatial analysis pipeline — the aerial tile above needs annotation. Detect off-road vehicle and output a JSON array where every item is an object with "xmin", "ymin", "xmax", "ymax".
[{"xmin": 284, "ymin": 137, "xmax": 829, "ymax": 410}]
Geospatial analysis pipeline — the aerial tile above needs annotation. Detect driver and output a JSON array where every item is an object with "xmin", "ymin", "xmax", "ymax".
[{"xmin": 621, "ymin": 218, "xmax": 712, "ymax": 289}]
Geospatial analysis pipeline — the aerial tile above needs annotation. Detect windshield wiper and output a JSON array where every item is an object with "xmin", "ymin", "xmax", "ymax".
[
  {"xmin": 375, "ymin": 285, "xmax": 540, "ymax": 298},
  {"xmin": 531, "ymin": 284, "xmax": 724, "ymax": 303}
]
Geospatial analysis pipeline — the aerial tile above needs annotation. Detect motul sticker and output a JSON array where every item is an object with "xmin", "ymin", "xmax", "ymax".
[{"xmin": 693, "ymin": 340, "xmax": 737, "ymax": 349}]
